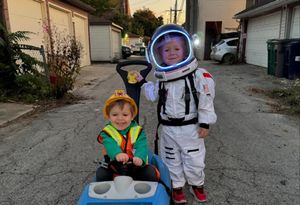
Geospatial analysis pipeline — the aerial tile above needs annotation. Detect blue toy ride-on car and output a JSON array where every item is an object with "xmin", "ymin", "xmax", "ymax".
[{"xmin": 77, "ymin": 60, "xmax": 172, "ymax": 205}]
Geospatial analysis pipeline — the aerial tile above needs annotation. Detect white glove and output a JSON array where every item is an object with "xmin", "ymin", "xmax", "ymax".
[{"xmin": 142, "ymin": 81, "xmax": 157, "ymax": 102}]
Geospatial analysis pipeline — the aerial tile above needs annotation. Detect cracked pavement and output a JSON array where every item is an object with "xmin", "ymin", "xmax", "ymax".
[{"xmin": 0, "ymin": 60, "xmax": 299, "ymax": 204}]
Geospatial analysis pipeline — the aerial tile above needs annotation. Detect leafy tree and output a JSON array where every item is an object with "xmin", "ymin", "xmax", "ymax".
[
  {"xmin": 1, "ymin": 0, "xmax": 17, "ymax": 91},
  {"xmin": 80, "ymin": 0, "xmax": 118, "ymax": 16},
  {"xmin": 80, "ymin": 0, "xmax": 163, "ymax": 37},
  {"xmin": 132, "ymin": 9, "xmax": 163, "ymax": 37},
  {"xmin": 112, "ymin": 13, "xmax": 132, "ymax": 37}
]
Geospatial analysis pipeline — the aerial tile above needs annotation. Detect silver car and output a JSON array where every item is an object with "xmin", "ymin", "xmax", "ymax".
[{"xmin": 210, "ymin": 37, "xmax": 239, "ymax": 64}]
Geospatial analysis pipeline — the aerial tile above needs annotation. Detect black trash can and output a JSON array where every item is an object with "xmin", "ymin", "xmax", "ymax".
[
  {"xmin": 267, "ymin": 39, "xmax": 279, "ymax": 75},
  {"xmin": 274, "ymin": 39, "xmax": 290, "ymax": 78},
  {"xmin": 140, "ymin": 47, "xmax": 146, "ymax": 56},
  {"xmin": 284, "ymin": 39, "xmax": 300, "ymax": 80}
]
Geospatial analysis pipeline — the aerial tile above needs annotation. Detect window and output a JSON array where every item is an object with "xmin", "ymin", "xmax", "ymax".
[{"xmin": 227, "ymin": 39, "xmax": 238, "ymax": 46}]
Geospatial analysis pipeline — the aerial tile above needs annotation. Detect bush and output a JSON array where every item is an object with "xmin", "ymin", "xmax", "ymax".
[
  {"xmin": 0, "ymin": 23, "xmax": 50, "ymax": 101},
  {"xmin": 46, "ymin": 26, "xmax": 82, "ymax": 99},
  {"xmin": 14, "ymin": 74, "xmax": 50, "ymax": 103}
]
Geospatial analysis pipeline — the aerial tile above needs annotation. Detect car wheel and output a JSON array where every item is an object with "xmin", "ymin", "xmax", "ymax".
[{"xmin": 222, "ymin": 54, "xmax": 235, "ymax": 65}]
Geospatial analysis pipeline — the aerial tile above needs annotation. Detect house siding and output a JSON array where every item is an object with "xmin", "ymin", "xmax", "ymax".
[{"xmin": 290, "ymin": 6, "xmax": 300, "ymax": 38}]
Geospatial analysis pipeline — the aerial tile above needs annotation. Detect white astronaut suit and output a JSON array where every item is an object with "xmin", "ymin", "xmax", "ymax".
[{"xmin": 143, "ymin": 24, "xmax": 217, "ymax": 189}]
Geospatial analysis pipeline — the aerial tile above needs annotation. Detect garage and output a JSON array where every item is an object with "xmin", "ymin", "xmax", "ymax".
[
  {"xmin": 290, "ymin": 6, "xmax": 300, "ymax": 38},
  {"xmin": 234, "ymin": 0, "xmax": 300, "ymax": 68},
  {"xmin": 89, "ymin": 16, "xmax": 122, "ymax": 62},
  {"xmin": 245, "ymin": 11, "xmax": 281, "ymax": 67},
  {"xmin": 7, "ymin": 0, "xmax": 44, "ymax": 47},
  {"xmin": 49, "ymin": 5, "xmax": 71, "ymax": 34},
  {"xmin": 73, "ymin": 13, "xmax": 90, "ymax": 66}
]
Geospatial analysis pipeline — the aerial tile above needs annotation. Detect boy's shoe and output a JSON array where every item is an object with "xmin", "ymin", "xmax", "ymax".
[
  {"xmin": 189, "ymin": 186, "xmax": 207, "ymax": 202},
  {"xmin": 172, "ymin": 188, "xmax": 187, "ymax": 204}
]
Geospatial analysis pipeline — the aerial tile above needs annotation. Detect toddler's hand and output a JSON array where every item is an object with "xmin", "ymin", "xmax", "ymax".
[
  {"xmin": 133, "ymin": 156, "xmax": 143, "ymax": 166},
  {"xmin": 198, "ymin": 128, "xmax": 209, "ymax": 138},
  {"xmin": 135, "ymin": 71, "xmax": 144, "ymax": 82},
  {"xmin": 116, "ymin": 153, "xmax": 129, "ymax": 164}
]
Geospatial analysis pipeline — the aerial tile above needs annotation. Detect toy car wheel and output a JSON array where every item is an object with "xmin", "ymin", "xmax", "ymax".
[{"xmin": 222, "ymin": 53, "xmax": 235, "ymax": 64}]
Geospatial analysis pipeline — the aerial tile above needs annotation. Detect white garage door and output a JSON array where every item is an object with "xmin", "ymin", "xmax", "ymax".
[
  {"xmin": 90, "ymin": 26, "xmax": 110, "ymax": 61},
  {"xmin": 7, "ymin": 0, "xmax": 44, "ymax": 47},
  {"xmin": 290, "ymin": 6, "xmax": 300, "ymax": 38},
  {"xmin": 246, "ymin": 11, "xmax": 281, "ymax": 67},
  {"xmin": 111, "ymin": 30, "xmax": 121, "ymax": 59},
  {"xmin": 74, "ymin": 14, "xmax": 90, "ymax": 66}
]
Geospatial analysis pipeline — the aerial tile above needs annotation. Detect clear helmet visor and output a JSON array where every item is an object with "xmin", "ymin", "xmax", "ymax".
[{"xmin": 151, "ymin": 32, "xmax": 192, "ymax": 69}]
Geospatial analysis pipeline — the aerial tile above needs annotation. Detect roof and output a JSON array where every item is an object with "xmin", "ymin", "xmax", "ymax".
[
  {"xmin": 234, "ymin": 0, "xmax": 300, "ymax": 19},
  {"xmin": 61, "ymin": 0, "xmax": 95, "ymax": 13},
  {"xmin": 89, "ymin": 15, "xmax": 123, "ymax": 30}
]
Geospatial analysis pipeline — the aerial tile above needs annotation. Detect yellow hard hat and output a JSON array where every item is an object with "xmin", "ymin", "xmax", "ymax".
[{"xmin": 103, "ymin": 90, "xmax": 138, "ymax": 119}]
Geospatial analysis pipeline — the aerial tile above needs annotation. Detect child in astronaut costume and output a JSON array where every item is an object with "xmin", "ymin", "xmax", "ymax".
[{"xmin": 139, "ymin": 24, "xmax": 217, "ymax": 203}]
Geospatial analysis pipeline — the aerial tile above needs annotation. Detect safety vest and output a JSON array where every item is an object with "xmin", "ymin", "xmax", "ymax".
[{"xmin": 98, "ymin": 124, "xmax": 142, "ymax": 159}]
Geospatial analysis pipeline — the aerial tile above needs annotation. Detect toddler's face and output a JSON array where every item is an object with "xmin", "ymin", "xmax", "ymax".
[
  {"xmin": 108, "ymin": 103, "xmax": 134, "ymax": 130},
  {"xmin": 161, "ymin": 38, "xmax": 186, "ymax": 65}
]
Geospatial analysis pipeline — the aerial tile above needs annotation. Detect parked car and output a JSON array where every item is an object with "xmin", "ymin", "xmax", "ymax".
[
  {"xmin": 122, "ymin": 46, "xmax": 132, "ymax": 59},
  {"xmin": 131, "ymin": 42, "xmax": 146, "ymax": 55},
  {"xmin": 210, "ymin": 37, "xmax": 239, "ymax": 64}
]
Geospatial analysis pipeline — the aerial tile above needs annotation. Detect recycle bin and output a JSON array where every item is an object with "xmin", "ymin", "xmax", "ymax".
[
  {"xmin": 267, "ymin": 39, "xmax": 279, "ymax": 75},
  {"xmin": 284, "ymin": 39, "xmax": 300, "ymax": 80}
]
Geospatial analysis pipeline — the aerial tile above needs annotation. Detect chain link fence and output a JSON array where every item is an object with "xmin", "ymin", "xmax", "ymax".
[{"xmin": 17, "ymin": 44, "xmax": 49, "ymax": 83}]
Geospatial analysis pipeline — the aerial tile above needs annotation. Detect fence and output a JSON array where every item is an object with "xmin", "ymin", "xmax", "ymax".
[{"xmin": 17, "ymin": 44, "xmax": 49, "ymax": 83}]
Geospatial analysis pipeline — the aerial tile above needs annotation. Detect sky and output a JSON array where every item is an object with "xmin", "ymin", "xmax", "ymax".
[{"xmin": 129, "ymin": 0, "xmax": 186, "ymax": 24}]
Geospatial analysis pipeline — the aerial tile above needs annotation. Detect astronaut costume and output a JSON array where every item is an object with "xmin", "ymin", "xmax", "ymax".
[{"xmin": 143, "ymin": 24, "xmax": 217, "ymax": 189}]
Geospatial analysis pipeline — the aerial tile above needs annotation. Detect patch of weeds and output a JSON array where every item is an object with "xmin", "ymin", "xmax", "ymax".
[{"xmin": 266, "ymin": 79, "xmax": 300, "ymax": 114}]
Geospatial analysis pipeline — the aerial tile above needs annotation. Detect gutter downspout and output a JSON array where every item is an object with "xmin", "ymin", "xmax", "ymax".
[{"xmin": 45, "ymin": 0, "xmax": 53, "ymax": 54}]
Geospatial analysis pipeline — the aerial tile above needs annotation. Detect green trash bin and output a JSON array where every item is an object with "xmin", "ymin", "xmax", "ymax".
[
  {"xmin": 267, "ymin": 39, "xmax": 279, "ymax": 75},
  {"xmin": 140, "ymin": 47, "xmax": 146, "ymax": 56}
]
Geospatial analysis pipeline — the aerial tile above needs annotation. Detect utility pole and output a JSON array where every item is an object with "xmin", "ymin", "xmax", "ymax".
[
  {"xmin": 170, "ymin": 7, "xmax": 172, "ymax": 24},
  {"xmin": 171, "ymin": 0, "xmax": 181, "ymax": 24},
  {"xmin": 185, "ymin": 0, "xmax": 198, "ymax": 33}
]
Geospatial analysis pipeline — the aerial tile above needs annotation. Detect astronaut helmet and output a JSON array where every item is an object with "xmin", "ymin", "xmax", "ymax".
[{"xmin": 147, "ymin": 24, "xmax": 198, "ymax": 81}]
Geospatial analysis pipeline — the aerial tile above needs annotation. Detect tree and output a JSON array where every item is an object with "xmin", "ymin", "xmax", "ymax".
[
  {"xmin": 132, "ymin": 9, "xmax": 163, "ymax": 37},
  {"xmin": 80, "ymin": 0, "xmax": 118, "ymax": 16},
  {"xmin": 112, "ymin": 13, "xmax": 132, "ymax": 37},
  {"xmin": 0, "ymin": 0, "xmax": 17, "ymax": 91},
  {"xmin": 80, "ymin": 1, "xmax": 164, "ymax": 38}
]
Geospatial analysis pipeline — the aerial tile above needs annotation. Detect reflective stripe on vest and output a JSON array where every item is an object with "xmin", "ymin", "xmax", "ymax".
[{"xmin": 102, "ymin": 124, "xmax": 142, "ymax": 156}]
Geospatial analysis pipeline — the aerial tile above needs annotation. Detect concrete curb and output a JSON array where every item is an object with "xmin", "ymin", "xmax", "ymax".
[{"xmin": 0, "ymin": 103, "xmax": 35, "ymax": 127}]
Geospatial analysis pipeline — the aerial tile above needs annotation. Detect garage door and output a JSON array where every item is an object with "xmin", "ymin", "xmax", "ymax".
[
  {"xmin": 290, "ymin": 6, "xmax": 300, "ymax": 38},
  {"xmin": 7, "ymin": 0, "xmax": 44, "ymax": 47},
  {"xmin": 246, "ymin": 11, "xmax": 281, "ymax": 67},
  {"xmin": 90, "ymin": 26, "xmax": 110, "ymax": 61},
  {"xmin": 49, "ymin": 6, "xmax": 71, "ymax": 34},
  {"xmin": 111, "ymin": 29, "xmax": 121, "ymax": 59},
  {"xmin": 74, "ymin": 14, "xmax": 90, "ymax": 66}
]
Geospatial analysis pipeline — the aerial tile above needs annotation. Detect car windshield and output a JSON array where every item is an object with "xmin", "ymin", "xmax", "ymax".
[{"xmin": 216, "ymin": 40, "xmax": 225, "ymax": 46}]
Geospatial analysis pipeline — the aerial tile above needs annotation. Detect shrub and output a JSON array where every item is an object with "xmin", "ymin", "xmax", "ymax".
[
  {"xmin": 0, "ymin": 23, "xmax": 50, "ymax": 101},
  {"xmin": 46, "ymin": 26, "xmax": 82, "ymax": 99}
]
